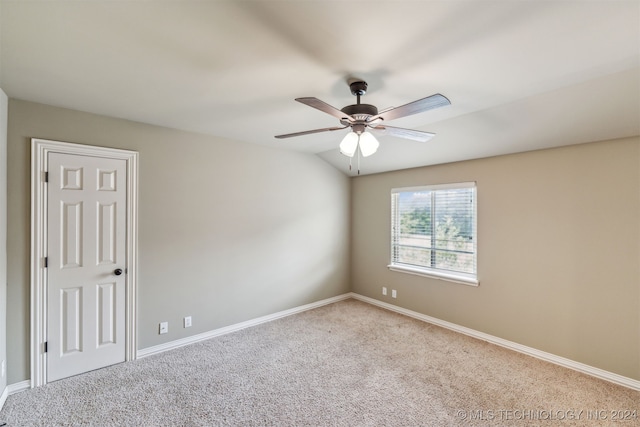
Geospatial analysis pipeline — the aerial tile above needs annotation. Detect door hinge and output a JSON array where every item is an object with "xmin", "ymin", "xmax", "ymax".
[
  {"xmin": 44, "ymin": 257, "xmax": 48, "ymax": 268},
  {"xmin": 44, "ymin": 342, "xmax": 48, "ymax": 353},
  {"xmin": 44, "ymin": 171, "xmax": 49, "ymax": 183}
]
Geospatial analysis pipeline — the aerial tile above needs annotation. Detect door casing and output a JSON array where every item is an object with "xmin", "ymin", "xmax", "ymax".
[{"xmin": 31, "ymin": 138, "xmax": 138, "ymax": 387}]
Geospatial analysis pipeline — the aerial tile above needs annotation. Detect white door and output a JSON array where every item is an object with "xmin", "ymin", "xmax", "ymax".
[{"xmin": 47, "ymin": 152, "xmax": 127, "ymax": 382}]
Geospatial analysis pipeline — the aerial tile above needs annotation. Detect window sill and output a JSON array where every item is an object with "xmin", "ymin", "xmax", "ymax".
[{"xmin": 388, "ymin": 264, "xmax": 479, "ymax": 287}]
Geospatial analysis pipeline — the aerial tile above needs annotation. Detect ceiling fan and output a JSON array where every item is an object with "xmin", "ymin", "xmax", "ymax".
[{"xmin": 275, "ymin": 80, "xmax": 451, "ymax": 171}]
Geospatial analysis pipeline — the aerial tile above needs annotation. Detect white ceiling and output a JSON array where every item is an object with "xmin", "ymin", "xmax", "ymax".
[{"xmin": 1, "ymin": 1, "xmax": 638, "ymax": 176}]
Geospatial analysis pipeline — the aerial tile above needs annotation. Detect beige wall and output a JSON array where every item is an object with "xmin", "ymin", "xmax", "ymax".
[
  {"xmin": 351, "ymin": 137, "xmax": 640, "ymax": 380},
  {"xmin": 7, "ymin": 99, "xmax": 351, "ymax": 383},
  {"xmin": 5, "ymin": 97, "xmax": 639, "ymax": 385}
]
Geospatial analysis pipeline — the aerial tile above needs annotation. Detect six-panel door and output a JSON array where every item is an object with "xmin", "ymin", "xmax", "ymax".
[{"xmin": 47, "ymin": 152, "xmax": 127, "ymax": 382}]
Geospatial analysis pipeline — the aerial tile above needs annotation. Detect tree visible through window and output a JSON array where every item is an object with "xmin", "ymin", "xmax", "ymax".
[{"xmin": 390, "ymin": 183, "xmax": 477, "ymax": 282}]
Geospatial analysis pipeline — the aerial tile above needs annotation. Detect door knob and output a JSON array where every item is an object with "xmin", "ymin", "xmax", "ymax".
[{"xmin": 114, "ymin": 268, "xmax": 123, "ymax": 276}]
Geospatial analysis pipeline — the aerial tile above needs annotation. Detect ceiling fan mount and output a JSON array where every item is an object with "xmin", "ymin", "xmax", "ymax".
[{"xmin": 348, "ymin": 80, "xmax": 368, "ymax": 96}]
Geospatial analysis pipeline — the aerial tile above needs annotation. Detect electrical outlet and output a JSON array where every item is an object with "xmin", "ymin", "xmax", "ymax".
[
  {"xmin": 382, "ymin": 287, "xmax": 387, "ymax": 296},
  {"xmin": 159, "ymin": 322, "xmax": 169, "ymax": 334},
  {"xmin": 184, "ymin": 316, "xmax": 192, "ymax": 328},
  {"xmin": 392, "ymin": 289, "xmax": 397, "ymax": 298}
]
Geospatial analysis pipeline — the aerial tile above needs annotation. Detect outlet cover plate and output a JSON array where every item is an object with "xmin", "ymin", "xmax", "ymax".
[{"xmin": 159, "ymin": 322, "xmax": 169, "ymax": 334}]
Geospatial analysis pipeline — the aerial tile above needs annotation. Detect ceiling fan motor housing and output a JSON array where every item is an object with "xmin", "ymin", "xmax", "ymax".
[{"xmin": 341, "ymin": 103, "xmax": 378, "ymax": 117}]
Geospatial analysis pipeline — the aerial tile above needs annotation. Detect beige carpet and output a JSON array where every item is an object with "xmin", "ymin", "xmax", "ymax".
[{"xmin": 1, "ymin": 299, "xmax": 638, "ymax": 426}]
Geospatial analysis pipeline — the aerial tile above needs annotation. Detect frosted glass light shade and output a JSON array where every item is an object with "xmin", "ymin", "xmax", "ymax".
[
  {"xmin": 358, "ymin": 132, "xmax": 379, "ymax": 157},
  {"xmin": 339, "ymin": 132, "xmax": 359, "ymax": 157}
]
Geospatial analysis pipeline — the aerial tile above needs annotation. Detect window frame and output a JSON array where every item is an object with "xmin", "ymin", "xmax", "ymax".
[{"xmin": 388, "ymin": 182, "xmax": 479, "ymax": 286}]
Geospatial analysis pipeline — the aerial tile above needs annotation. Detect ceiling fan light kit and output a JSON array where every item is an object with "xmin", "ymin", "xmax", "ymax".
[
  {"xmin": 339, "ymin": 132, "xmax": 359, "ymax": 157},
  {"xmin": 357, "ymin": 132, "xmax": 379, "ymax": 157},
  {"xmin": 339, "ymin": 130, "xmax": 379, "ymax": 158},
  {"xmin": 275, "ymin": 80, "xmax": 451, "ymax": 173}
]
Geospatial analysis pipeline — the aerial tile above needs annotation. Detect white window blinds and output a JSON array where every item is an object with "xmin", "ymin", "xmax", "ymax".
[{"xmin": 391, "ymin": 182, "xmax": 477, "ymax": 282}]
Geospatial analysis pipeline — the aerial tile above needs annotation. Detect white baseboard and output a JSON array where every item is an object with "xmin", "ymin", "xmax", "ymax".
[
  {"xmin": 350, "ymin": 292, "xmax": 640, "ymax": 391},
  {"xmin": 0, "ymin": 385, "xmax": 7, "ymax": 411},
  {"xmin": 8, "ymin": 380, "xmax": 30, "ymax": 394},
  {"xmin": 2, "ymin": 380, "xmax": 31, "ymax": 400},
  {"xmin": 0, "ymin": 379, "xmax": 27, "ymax": 411},
  {"xmin": 16, "ymin": 291, "xmax": 635, "ymax": 395},
  {"xmin": 138, "ymin": 293, "xmax": 352, "ymax": 359}
]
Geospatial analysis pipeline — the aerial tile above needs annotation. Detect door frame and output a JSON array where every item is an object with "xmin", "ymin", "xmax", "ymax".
[{"xmin": 30, "ymin": 138, "xmax": 138, "ymax": 387}]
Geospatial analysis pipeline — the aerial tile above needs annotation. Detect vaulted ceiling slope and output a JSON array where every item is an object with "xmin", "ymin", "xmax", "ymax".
[{"xmin": 1, "ymin": 1, "xmax": 638, "ymax": 175}]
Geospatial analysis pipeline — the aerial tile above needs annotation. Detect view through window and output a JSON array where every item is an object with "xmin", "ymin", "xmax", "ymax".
[{"xmin": 390, "ymin": 183, "xmax": 477, "ymax": 283}]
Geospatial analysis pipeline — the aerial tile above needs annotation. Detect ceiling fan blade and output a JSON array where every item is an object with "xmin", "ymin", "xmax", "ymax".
[
  {"xmin": 371, "ymin": 125, "xmax": 435, "ymax": 142},
  {"xmin": 369, "ymin": 94, "xmax": 450, "ymax": 122},
  {"xmin": 296, "ymin": 97, "xmax": 353, "ymax": 121},
  {"xmin": 275, "ymin": 125, "xmax": 348, "ymax": 139}
]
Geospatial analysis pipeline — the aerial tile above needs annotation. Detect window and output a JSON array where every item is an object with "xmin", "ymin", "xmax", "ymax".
[{"xmin": 389, "ymin": 182, "xmax": 477, "ymax": 285}]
